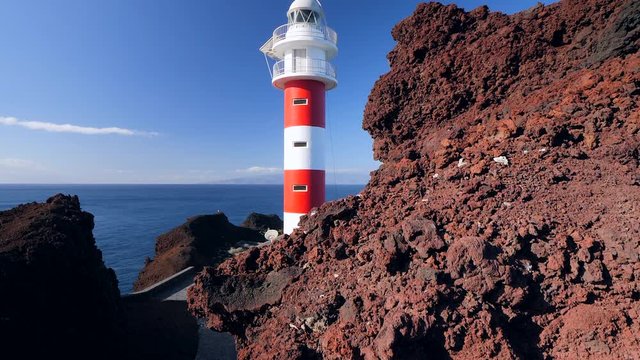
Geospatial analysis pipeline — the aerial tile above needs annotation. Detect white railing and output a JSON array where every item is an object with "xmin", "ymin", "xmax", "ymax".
[
  {"xmin": 272, "ymin": 23, "xmax": 338, "ymax": 46},
  {"xmin": 273, "ymin": 59, "xmax": 336, "ymax": 79}
]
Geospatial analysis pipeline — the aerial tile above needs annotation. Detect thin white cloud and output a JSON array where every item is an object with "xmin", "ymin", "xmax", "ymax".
[
  {"xmin": 236, "ymin": 166, "xmax": 281, "ymax": 174},
  {"xmin": 0, "ymin": 116, "xmax": 158, "ymax": 137},
  {"xmin": 187, "ymin": 169, "xmax": 217, "ymax": 174},
  {"xmin": 0, "ymin": 158, "xmax": 45, "ymax": 171},
  {"xmin": 330, "ymin": 168, "xmax": 372, "ymax": 174},
  {"xmin": 103, "ymin": 169, "xmax": 135, "ymax": 174}
]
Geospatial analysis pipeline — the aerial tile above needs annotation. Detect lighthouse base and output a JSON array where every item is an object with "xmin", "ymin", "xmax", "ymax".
[{"xmin": 283, "ymin": 212, "xmax": 305, "ymax": 235}]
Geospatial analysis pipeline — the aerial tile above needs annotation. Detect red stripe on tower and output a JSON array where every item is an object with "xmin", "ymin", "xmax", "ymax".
[
  {"xmin": 284, "ymin": 169, "xmax": 325, "ymax": 214},
  {"xmin": 284, "ymin": 80, "xmax": 326, "ymax": 128}
]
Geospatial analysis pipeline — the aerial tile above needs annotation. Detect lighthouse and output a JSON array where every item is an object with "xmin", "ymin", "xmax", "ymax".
[{"xmin": 261, "ymin": 0, "xmax": 338, "ymax": 235}]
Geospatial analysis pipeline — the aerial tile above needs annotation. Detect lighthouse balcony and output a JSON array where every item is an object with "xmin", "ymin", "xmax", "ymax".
[
  {"xmin": 261, "ymin": 23, "xmax": 338, "ymax": 59},
  {"xmin": 272, "ymin": 58, "xmax": 337, "ymax": 90}
]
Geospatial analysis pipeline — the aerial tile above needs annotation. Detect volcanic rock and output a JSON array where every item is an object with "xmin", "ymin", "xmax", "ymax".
[
  {"xmin": 189, "ymin": 0, "xmax": 640, "ymax": 359},
  {"xmin": 134, "ymin": 213, "xmax": 266, "ymax": 291},
  {"xmin": 241, "ymin": 212, "xmax": 284, "ymax": 234},
  {"xmin": 0, "ymin": 194, "xmax": 123, "ymax": 359}
]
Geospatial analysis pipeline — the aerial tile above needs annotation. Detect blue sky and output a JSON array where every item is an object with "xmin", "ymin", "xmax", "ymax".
[{"xmin": 0, "ymin": 0, "xmax": 555, "ymax": 184}]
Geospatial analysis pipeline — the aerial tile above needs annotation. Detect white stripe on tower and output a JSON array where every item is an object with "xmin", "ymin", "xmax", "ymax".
[
  {"xmin": 284, "ymin": 126, "xmax": 325, "ymax": 170},
  {"xmin": 283, "ymin": 212, "xmax": 307, "ymax": 235}
]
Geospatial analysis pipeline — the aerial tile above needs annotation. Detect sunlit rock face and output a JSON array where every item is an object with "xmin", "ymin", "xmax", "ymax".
[{"xmin": 188, "ymin": 0, "xmax": 640, "ymax": 358}]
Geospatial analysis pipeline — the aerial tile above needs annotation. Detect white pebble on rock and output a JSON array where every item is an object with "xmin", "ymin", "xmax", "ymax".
[{"xmin": 493, "ymin": 156, "xmax": 509, "ymax": 166}]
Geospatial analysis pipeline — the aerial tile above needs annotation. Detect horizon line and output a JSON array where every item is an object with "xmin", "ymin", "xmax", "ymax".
[{"xmin": 0, "ymin": 182, "xmax": 367, "ymax": 186}]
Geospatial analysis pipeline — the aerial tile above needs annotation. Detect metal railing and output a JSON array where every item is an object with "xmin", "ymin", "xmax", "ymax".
[
  {"xmin": 272, "ymin": 23, "xmax": 338, "ymax": 46},
  {"xmin": 273, "ymin": 59, "xmax": 336, "ymax": 79}
]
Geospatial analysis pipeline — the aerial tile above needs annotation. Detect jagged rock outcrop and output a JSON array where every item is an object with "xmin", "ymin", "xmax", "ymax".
[
  {"xmin": 134, "ymin": 213, "xmax": 267, "ymax": 291},
  {"xmin": 0, "ymin": 194, "xmax": 123, "ymax": 359},
  {"xmin": 189, "ymin": 0, "xmax": 640, "ymax": 359},
  {"xmin": 241, "ymin": 212, "xmax": 283, "ymax": 234}
]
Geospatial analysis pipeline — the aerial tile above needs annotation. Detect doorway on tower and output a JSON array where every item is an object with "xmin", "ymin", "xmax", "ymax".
[{"xmin": 293, "ymin": 49, "xmax": 307, "ymax": 73}]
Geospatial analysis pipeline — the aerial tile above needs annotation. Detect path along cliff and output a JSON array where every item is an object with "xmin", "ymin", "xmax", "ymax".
[{"xmin": 188, "ymin": 0, "xmax": 640, "ymax": 359}]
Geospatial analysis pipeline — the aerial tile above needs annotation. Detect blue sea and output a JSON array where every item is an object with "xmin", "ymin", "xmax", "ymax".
[{"xmin": 0, "ymin": 184, "xmax": 364, "ymax": 293}]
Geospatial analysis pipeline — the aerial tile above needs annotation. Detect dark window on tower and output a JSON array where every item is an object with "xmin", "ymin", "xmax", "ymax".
[
  {"xmin": 293, "ymin": 98, "xmax": 308, "ymax": 105},
  {"xmin": 305, "ymin": 10, "xmax": 317, "ymax": 24},
  {"xmin": 293, "ymin": 141, "xmax": 308, "ymax": 148},
  {"xmin": 293, "ymin": 185, "xmax": 308, "ymax": 192},
  {"xmin": 293, "ymin": 10, "xmax": 318, "ymax": 24}
]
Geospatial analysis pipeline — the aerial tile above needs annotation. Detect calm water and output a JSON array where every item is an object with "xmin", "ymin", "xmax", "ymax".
[{"xmin": 0, "ymin": 184, "xmax": 363, "ymax": 292}]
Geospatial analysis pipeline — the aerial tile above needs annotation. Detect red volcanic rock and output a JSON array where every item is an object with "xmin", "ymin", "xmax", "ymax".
[
  {"xmin": 540, "ymin": 304, "xmax": 640, "ymax": 359},
  {"xmin": 0, "ymin": 194, "xmax": 123, "ymax": 359},
  {"xmin": 134, "ymin": 213, "xmax": 266, "ymax": 291},
  {"xmin": 189, "ymin": 0, "xmax": 640, "ymax": 359}
]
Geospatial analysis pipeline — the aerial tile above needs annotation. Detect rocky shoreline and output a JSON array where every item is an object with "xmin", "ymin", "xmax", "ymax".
[{"xmin": 0, "ymin": 194, "xmax": 279, "ymax": 359}]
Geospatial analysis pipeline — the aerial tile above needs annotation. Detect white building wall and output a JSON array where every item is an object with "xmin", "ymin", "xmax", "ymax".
[
  {"xmin": 308, "ymin": 47, "xmax": 325, "ymax": 60},
  {"xmin": 283, "ymin": 46, "xmax": 327, "ymax": 75}
]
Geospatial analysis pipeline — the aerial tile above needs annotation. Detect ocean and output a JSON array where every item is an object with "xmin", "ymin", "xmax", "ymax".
[{"xmin": 0, "ymin": 184, "xmax": 364, "ymax": 292}]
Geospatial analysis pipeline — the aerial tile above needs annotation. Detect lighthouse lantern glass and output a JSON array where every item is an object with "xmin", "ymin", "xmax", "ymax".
[{"xmin": 288, "ymin": 10, "xmax": 320, "ymax": 24}]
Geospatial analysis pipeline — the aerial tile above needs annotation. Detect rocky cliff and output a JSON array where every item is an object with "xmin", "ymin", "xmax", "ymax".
[
  {"xmin": 0, "ymin": 194, "xmax": 123, "ymax": 359},
  {"xmin": 189, "ymin": 0, "xmax": 640, "ymax": 359},
  {"xmin": 241, "ymin": 212, "xmax": 283, "ymax": 235},
  {"xmin": 134, "ymin": 213, "xmax": 270, "ymax": 291}
]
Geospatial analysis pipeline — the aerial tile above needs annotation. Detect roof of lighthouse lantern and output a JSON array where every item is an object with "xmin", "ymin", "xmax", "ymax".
[
  {"xmin": 288, "ymin": 0, "xmax": 325, "ymax": 24},
  {"xmin": 288, "ymin": 0, "xmax": 324, "ymax": 16}
]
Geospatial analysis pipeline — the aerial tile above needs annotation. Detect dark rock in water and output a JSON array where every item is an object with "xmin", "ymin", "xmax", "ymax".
[
  {"xmin": 134, "ymin": 213, "xmax": 266, "ymax": 291},
  {"xmin": 188, "ymin": 0, "xmax": 640, "ymax": 359},
  {"xmin": 0, "ymin": 194, "xmax": 123, "ymax": 360},
  {"xmin": 241, "ymin": 212, "xmax": 283, "ymax": 234}
]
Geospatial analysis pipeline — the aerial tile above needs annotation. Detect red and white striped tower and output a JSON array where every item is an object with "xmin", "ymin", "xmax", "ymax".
[{"xmin": 261, "ymin": 0, "xmax": 338, "ymax": 234}]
